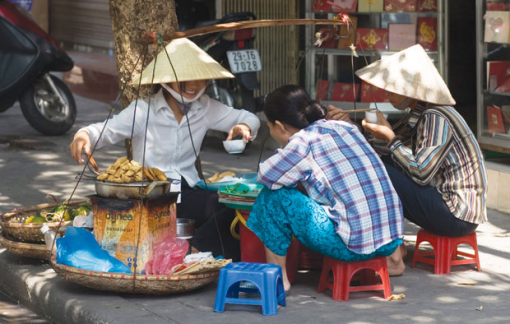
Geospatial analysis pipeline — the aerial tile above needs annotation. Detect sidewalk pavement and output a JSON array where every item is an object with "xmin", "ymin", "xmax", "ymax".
[{"xmin": 1, "ymin": 94, "xmax": 510, "ymax": 324}]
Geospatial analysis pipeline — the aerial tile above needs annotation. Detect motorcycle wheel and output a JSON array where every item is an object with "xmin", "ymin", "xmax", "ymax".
[{"xmin": 19, "ymin": 75, "xmax": 77, "ymax": 135}]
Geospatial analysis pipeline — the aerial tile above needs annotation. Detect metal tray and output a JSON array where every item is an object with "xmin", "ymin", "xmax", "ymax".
[{"xmin": 94, "ymin": 181, "xmax": 171, "ymax": 200}]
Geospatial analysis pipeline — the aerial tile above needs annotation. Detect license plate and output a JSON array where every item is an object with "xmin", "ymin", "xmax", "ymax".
[{"xmin": 227, "ymin": 50, "xmax": 262, "ymax": 74}]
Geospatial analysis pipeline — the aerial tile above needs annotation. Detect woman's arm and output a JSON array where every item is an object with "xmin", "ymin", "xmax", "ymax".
[
  {"xmin": 389, "ymin": 112, "xmax": 454, "ymax": 185},
  {"xmin": 205, "ymin": 98, "xmax": 261, "ymax": 140},
  {"xmin": 80, "ymin": 101, "xmax": 146, "ymax": 148},
  {"xmin": 258, "ymin": 136, "xmax": 311, "ymax": 190}
]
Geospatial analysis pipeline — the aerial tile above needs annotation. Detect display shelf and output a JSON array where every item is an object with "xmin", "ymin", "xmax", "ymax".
[
  {"xmin": 486, "ymin": 91, "xmax": 510, "ymax": 98},
  {"xmin": 304, "ymin": 0, "xmax": 447, "ymax": 107},
  {"xmin": 476, "ymin": 0, "xmax": 510, "ymax": 153}
]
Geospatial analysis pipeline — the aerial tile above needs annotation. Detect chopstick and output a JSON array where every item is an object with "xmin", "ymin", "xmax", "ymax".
[{"xmin": 334, "ymin": 108, "xmax": 376, "ymax": 113}]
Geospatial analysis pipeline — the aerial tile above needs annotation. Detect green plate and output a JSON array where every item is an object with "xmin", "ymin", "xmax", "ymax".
[{"xmin": 219, "ymin": 183, "xmax": 263, "ymax": 198}]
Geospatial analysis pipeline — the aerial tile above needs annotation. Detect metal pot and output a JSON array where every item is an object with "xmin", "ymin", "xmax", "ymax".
[
  {"xmin": 176, "ymin": 218, "xmax": 195, "ymax": 240},
  {"xmin": 94, "ymin": 181, "xmax": 171, "ymax": 200}
]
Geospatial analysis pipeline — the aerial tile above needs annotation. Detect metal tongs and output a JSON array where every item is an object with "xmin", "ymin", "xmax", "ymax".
[{"xmin": 86, "ymin": 155, "xmax": 101, "ymax": 176}]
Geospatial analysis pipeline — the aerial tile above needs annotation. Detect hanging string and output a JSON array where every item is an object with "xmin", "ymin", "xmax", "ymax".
[
  {"xmin": 160, "ymin": 37, "xmax": 208, "ymax": 191},
  {"xmin": 49, "ymin": 45, "xmax": 147, "ymax": 262},
  {"xmin": 131, "ymin": 42, "xmax": 159, "ymax": 288},
  {"xmin": 130, "ymin": 45, "xmax": 149, "ymax": 141}
]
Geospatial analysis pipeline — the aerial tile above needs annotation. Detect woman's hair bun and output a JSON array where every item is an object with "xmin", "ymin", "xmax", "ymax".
[{"xmin": 304, "ymin": 100, "xmax": 327, "ymax": 124}]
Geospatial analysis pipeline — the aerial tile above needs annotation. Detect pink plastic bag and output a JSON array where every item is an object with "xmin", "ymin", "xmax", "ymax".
[{"xmin": 145, "ymin": 237, "xmax": 189, "ymax": 275}]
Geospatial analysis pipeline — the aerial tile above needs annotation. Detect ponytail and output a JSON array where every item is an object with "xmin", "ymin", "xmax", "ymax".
[{"xmin": 264, "ymin": 85, "xmax": 327, "ymax": 130}]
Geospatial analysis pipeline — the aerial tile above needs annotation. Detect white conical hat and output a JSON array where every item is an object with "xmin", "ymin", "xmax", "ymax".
[
  {"xmin": 132, "ymin": 38, "xmax": 234, "ymax": 85},
  {"xmin": 355, "ymin": 44, "xmax": 455, "ymax": 105}
]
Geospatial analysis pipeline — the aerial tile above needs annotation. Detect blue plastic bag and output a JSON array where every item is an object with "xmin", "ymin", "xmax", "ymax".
[{"xmin": 57, "ymin": 227, "xmax": 131, "ymax": 273}]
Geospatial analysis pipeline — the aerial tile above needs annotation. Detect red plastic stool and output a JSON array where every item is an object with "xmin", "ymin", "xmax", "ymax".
[
  {"xmin": 317, "ymin": 256, "xmax": 391, "ymax": 302},
  {"xmin": 235, "ymin": 210, "xmax": 300, "ymax": 283},
  {"xmin": 412, "ymin": 229, "xmax": 481, "ymax": 275}
]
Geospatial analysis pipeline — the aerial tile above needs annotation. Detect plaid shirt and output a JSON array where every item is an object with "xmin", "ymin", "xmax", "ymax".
[{"xmin": 258, "ymin": 120, "xmax": 403, "ymax": 254}]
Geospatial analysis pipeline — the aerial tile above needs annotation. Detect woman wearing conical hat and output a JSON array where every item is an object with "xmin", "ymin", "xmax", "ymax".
[
  {"xmin": 330, "ymin": 44, "xmax": 487, "ymax": 240},
  {"xmin": 70, "ymin": 38, "xmax": 260, "ymax": 260}
]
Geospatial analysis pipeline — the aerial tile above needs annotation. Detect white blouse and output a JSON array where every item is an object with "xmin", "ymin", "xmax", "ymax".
[{"xmin": 80, "ymin": 89, "xmax": 260, "ymax": 188}]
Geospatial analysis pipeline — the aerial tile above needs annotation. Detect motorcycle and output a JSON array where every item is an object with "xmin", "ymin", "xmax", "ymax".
[
  {"xmin": 177, "ymin": 5, "xmax": 263, "ymax": 113},
  {"xmin": 0, "ymin": 0, "xmax": 76, "ymax": 135}
]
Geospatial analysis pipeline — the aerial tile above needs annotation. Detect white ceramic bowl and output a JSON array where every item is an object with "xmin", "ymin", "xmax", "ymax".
[
  {"xmin": 223, "ymin": 139, "xmax": 246, "ymax": 154},
  {"xmin": 365, "ymin": 111, "xmax": 388, "ymax": 124}
]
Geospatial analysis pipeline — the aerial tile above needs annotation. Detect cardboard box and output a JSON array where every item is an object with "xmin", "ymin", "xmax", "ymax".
[
  {"xmin": 358, "ymin": 0, "xmax": 384, "ymax": 12},
  {"xmin": 337, "ymin": 16, "xmax": 358, "ymax": 49},
  {"xmin": 91, "ymin": 194, "xmax": 178, "ymax": 274},
  {"xmin": 388, "ymin": 24, "xmax": 416, "ymax": 50}
]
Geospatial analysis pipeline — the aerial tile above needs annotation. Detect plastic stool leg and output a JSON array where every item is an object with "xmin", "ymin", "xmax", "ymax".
[
  {"xmin": 436, "ymin": 237, "xmax": 452, "ymax": 275},
  {"xmin": 260, "ymin": 276, "xmax": 278, "ymax": 316},
  {"xmin": 214, "ymin": 272, "xmax": 228, "ymax": 313},
  {"xmin": 377, "ymin": 265, "xmax": 392, "ymax": 299},
  {"xmin": 412, "ymin": 238, "xmax": 422, "ymax": 268},
  {"xmin": 276, "ymin": 276, "xmax": 286, "ymax": 307},
  {"xmin": 317, "ymin": 261, "xmax": 332, "ymax": 293},
  {"xmin": 331, "ymin": 264, "xmax": 350, "ymax": 302}
]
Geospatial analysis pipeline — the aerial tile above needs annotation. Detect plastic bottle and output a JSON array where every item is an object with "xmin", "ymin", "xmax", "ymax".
[{"xmin": 40, "ymin": 224, "xmax": 57, "ymax": 253}]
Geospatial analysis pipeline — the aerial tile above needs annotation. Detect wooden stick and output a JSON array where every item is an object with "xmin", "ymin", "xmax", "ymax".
[
  {"xmin": 137, "ymin": 19, "xmax": 346, "ymax": 44},
  {"xmin": 334, "ymin": 108, "xmax": 376, "ymax": 113}
]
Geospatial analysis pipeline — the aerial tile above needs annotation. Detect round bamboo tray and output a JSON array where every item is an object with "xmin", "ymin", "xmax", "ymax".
[
  {"xmin": 50, "ymin": 255, "xmax": 219, "ymax": 294},
  {"xmin": 0, "ymin": 234, "xmax": 49, "ymax": 260},
  {"xmin": 0, "ymin": 200, "xmax": 87, "ymax": 243}
]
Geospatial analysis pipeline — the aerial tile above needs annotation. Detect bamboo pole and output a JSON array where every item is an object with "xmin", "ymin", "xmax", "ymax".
[{"xmin": 137, "ymin": 19, "xmax": 345, "ymax": 44}]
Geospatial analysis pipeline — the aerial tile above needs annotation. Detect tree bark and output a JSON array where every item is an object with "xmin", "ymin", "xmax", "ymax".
[{"xmin": 109, "ymin": 0, "xmax": 178, "ymax": 108}]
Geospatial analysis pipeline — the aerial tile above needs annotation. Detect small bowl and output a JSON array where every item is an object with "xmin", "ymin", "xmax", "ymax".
[
  {"xmin": 365, "ymin": 111, "xmax": 388, "ymax": 124},
  {"xmin": 223, "ymin": 139, "xmax": 246, "ymax": 154}
]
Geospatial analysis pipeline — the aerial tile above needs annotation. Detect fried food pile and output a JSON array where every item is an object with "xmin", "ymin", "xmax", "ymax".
[
  {"xmin": 96, "ymin": 156, "xmax": 167, "ymax": 183},
  {"xmin": 205, "ymin": 171, "xmax": 236, "ymax": 183}
]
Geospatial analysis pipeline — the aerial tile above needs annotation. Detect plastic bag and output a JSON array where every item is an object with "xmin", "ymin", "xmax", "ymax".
[
  {"xmin": 72, "ymin": 211, "xmax": 93, "ymax": 228},
  {"xmin": 144, "ymin": 237, "xmax": 189, "ymax": 275},
  {"xmin": 57, "ymin": 227, "xmax": 131, "ymax": 273}
]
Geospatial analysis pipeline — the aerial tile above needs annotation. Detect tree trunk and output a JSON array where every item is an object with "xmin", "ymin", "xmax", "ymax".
[{"xmin": 109, "ymin": 0, "xmax": 178, "ymax": 108}]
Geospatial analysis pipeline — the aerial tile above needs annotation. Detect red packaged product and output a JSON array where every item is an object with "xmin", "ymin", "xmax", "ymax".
[
  {"xmin": 384, "ymin": 0, "xmax": 417, "ymax": 11},
  {"xmin": 331, "ymin": 82, "xmax": 360, "ymax": 102},
  {"xmin": 360, "ymin": 81, "xmax": 389, "ymax": 102},
  {"xmin": 417, "ymin": 17, "xmax": 437, "ymax": 51},
  {"xmin": 418, "ymin": 0, "xmax": 437, "ymax": 11},
  {"xmin": 356, "ymin": 28, "xmax": 388, "ymax": 50}
]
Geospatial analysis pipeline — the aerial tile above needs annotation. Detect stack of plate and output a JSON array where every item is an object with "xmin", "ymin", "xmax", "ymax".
[{"xmin": 218, "ymin": 183, "xmax": 263, "ymax": 210}]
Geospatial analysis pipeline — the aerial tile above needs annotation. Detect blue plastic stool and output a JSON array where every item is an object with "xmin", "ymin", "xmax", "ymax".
[{"xmin": 214, "ymin": 262, "xmax": 286, "ymax": 315}]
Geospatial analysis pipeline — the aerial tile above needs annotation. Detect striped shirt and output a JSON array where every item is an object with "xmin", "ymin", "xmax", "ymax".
[
  {"xmin": 385, "ymin": 102, "xmax": 487, "ymax": 224},
  {"xmin": 258, "ymin": 119, "xmax": 404, "ymax": 255}
]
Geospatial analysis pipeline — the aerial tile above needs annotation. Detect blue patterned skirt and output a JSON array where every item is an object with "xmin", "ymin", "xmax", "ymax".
[{"xmin": 247, "ymin": 187, "xmax": 401, "ymax": 261}]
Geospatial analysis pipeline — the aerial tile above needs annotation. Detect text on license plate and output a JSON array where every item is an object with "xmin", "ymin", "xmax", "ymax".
[{"xmin": 227, "ymin": 50, "xmax": 262, "ymax": 74}]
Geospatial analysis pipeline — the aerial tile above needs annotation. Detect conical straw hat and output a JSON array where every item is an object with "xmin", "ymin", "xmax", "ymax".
[
  {"xmin": 355, "ymin": 44, "xmax": 455, "ymax": 106},
  {"xmin": 132, "ymin": 38, "xmax": 234, "ymax": 85}
]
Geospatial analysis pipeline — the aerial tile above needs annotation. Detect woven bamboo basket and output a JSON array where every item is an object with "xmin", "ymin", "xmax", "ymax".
[
  {"xmin": 50, "ymin": 255, "xmax": 219, "ymax": 294},
  {"xmin": 0, "ymin": 200, "xmax": 87, "ymax": 243},
  {"xmin": 0, "ymin": 234, "xmax": 49, "ymax": 260}
]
